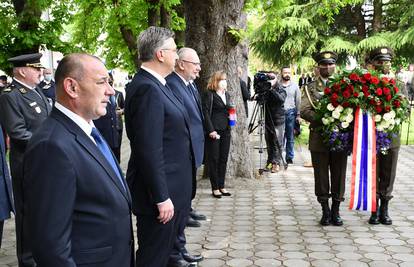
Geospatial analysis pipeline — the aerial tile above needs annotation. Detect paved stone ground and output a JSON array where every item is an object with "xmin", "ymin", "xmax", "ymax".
[{"xmin": 2, "ymin": 135, "xmax": 414, "ymax": 267}]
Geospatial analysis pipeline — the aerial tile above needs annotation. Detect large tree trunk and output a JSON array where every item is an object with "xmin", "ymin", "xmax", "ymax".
[
  {"xmin": 372, "ymin": 0, "xmax": 382, "ymax": 33},
  {"xmin": 147, "ymin": 0, "xmax": 160, "ymax": 26},
  {"xmin": 183, "ymin": 0, "xmax": 253, "ymax": 181}
]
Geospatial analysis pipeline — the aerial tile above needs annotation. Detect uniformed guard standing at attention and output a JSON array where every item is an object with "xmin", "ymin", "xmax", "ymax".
[
  {"xmin": 366, "ymin": 47, "xmax": 407, "ymax": 226},
  {"xmin": 300, "ymin": 51, "xmax": 348, "ymax": 226},
  {"xmin": 37, "ymin": 68, "xmax": 56, "ymax": 104},
  {"xmin": 0, "ymin": 53, "xmax": 51, "ymax": 267}
]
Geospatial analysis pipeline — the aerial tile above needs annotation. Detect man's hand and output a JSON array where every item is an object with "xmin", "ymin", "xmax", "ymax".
[
  {"xmin": 157, "ymin": 198, "xmax": 174, "ymax": 224},
  {"xmin": 209, "ymin": 131, "xmax": 218, "ymax": 139}
]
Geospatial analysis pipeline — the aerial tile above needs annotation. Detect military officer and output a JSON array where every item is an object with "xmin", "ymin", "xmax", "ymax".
[
  {"xmin": 301, "ymin": 51, "xmax": 348, "ymax": 226},
  {"xmin": 0, "ymin": 52, "xmax": 51, "ymax": 267},
  {"xmin": 366, "ymin": 47, "xmax": 407, "ymax": 225}
]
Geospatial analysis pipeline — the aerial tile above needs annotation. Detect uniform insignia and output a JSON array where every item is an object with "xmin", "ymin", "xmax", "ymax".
[
  {"xmin": 19, "ymin": 88, "xmax": 27, "ymax": 94},
  {"xmin": 35, "ymin": 106, "xmax": 41, "ymax": 113},
  {"xmin": 323, "ymin": 53, "xmax": 331, "ymax": 59},
  {"xmin": 30, "ymin": 102, "xmax": 37, "ymax": 107},
  {"xmin": 380, "ymin": 48, "xmax": 388, "ymax": 54},
  {"xmin": 42, "ymin": 84, "xmax": 51, "ymax": 89},
  {"xmin": 3, "ymin": 88, "xmax": 11, "ymax": 92}
]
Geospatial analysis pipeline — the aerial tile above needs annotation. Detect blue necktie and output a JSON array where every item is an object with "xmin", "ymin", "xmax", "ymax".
[{"xmin": 91, "ymin": 127, "xmax": 126, "ymax": 191}]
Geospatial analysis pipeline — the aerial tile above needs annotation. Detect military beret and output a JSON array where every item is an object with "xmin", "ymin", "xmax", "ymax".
[
  {"xmin": 368, "ymin": 47, "xmax": 393, "ymax": 62},
  {"xmin": 8, "ymin": 53, "xmax": 44, "ymax": 68},
  {"xmin": 313, "ymin": 51, "xmax": 338, "ymax": 65}
]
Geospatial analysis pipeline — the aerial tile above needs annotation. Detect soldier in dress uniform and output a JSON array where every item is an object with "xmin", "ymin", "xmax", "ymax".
[
  {"xmin": 301, "ymin": 51, "xmax": 348, "ymax": 226},
  {"xmin": 366, "ymin": 47, "xmax": 407, "ymax": 225},
  {"xmin": 0, "ymin": 52, "xmax": 52, "ymax": 267}
]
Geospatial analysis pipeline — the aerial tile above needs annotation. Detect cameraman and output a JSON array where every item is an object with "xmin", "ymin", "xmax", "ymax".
[{"xmin": 264, "ymin": 72, "xmax": 287, "ymax": 173}]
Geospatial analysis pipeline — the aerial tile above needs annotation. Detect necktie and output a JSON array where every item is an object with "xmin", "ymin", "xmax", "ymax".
[{"xmin": 90, "ymin": 127, "xmax": 126, "ymax": 191}]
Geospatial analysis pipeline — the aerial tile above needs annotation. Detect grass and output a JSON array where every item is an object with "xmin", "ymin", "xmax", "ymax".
[{"xmin": 296, "ymin": 108, "xmax": 414, "ymax": 146}]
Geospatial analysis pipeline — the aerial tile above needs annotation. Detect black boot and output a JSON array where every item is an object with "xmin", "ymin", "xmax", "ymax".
[
  {"xmin": 331, "ymin": 200, "xmax": 343, "ymax": 226},
  {"xmin": 379, "ymin": 198, "xmax": 392, "ymax": 225},
  {"xmin": 319, "ymin": 201, "xmax": 330, "ymax": 226},
  {"xmin": 368, "ymin": 199, "xmax": 380, "ymax": 225}
]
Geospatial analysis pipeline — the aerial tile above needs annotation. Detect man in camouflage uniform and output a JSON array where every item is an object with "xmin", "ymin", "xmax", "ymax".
[
  {"xmin": 366, "ymin": 47, "xmax": 407, "ymax": 225},
  {"xmin": 301, "ymin": 51, "xmax": 347, "ymax": 226},
  {"xmin": 0, "ymin": 53, "xmax": 51, "ymax": 266}
]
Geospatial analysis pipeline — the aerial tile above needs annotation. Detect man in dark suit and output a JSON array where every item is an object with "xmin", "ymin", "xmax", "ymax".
[
  {"xmin": 125, "ymin": 26, "xmax": 193, "ymax": 267},
  {"xmin": 166, "ymin": 47, "xmax": 204, "ymax": 266},
  {"xmin": 0, "ymin": 124, "xmax": 14, "ymax": 249},
  {"xmin": 38, "ymin": 68, "xmax": 56, "ymax": 103},
  {"xmin": 0, "ymin": 53, "xmax": 51, "ymax": 267},
  {"xmin": 237, "ymin": 66, "xmax": 251, "ymax": 116},
  {"xmin": 23, "ymin": 53, "xmax": 134, "ymax": 267}
]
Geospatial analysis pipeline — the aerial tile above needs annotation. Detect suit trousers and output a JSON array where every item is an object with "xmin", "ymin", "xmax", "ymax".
[
  {"xmin": 206, "ymin": 129, "xmax": 231, "ymax": 190},
  {"xmin": 0, "ymin": 220, "xmax": 3, "ymax": 248},
  {"xmin": 169, "ymin": 208, "xmax": 191, "ymax": 263},
  {"xmin": 377, "ymin": 147, "xmax": 399, "ymax": 200},
  {"xmin": 136, "ymin": 211, "xmax": 180, "ymax": 267},
  {"xmin": 265, "ymin": 123, "xmax": 285, "ymax": 165},
  {"xmin": 11, "ymin": 176, "xmax": 35, "ymax": 267},
  {"xmin": 311, "ymin": 151, "xmax": 347, "ymax": 203}
]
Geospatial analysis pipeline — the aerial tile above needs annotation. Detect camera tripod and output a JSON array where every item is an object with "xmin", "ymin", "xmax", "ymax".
[{"xmin": 248, "ymin": 95, "xmax": 288, "ymax": 174}]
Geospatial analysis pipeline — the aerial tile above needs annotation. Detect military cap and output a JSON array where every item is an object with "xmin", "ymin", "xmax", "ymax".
[
  {"xmin": 313, "ymin": 51, "xmax": 338, "ymax": 65},
  {"xmin": 8, "ymin": 53, "xmax": 44, "ymax": 68},
  {"xmin": 368, "ymin": 47, "xmax": 394, "ymax": 62},
  {"xmin": 0, "ymin": 75, "xmax": 7, "ymax": 81}
]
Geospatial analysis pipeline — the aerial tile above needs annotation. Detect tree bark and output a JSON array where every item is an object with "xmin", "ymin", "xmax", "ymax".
[
  {"xmin": 352, "ymin": 4, "xmax": 366, "ymax": 39},
  {"xmin": 147, "ymin": 0, "xmax": 159, "ymax": 26},
  {"xmin": 184, "ymin": 0, "xmax": 253, "ymax": 181},
  {"xmin": 160, "ymin": 4, "xmax": 171, "ymax": 29},
  {"xmin": 372, "ymin": 0, "xmax": 382, "ymax": 33}
]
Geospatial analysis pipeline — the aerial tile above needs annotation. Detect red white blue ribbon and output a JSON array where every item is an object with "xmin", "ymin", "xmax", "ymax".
[
  {"xmin": 228, "ymin": 106, "xmax": 237, "ymax": 127},
  {"xmin": 349, "ymin": 108, "xmax": 377, "ymax": 212}
]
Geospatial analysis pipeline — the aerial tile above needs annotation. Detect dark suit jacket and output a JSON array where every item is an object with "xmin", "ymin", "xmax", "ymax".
[
  {"xmin": 93, "ymin": 102, "xmax": 120, "ymax": 149},
  {"xmin": 125, "ymin": 69, "xmax": 192, "ymax": 215},
  {"xmin": 202, "ymin": 90, "xmax": 231, "ymax": 133},
  {"xmin": 0, "ymin": 125, "xmax": 13, "ymax": 221},
  {"xmin": 23, "ymin": 108, "xmax": 133, "ymax": 267},
  {"xmin": 38, "ymin": 80, "xmax": 56, "ymax": 102}
]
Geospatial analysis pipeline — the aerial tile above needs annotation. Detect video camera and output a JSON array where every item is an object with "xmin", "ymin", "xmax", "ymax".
[{"xmin": 253, "ymin": 71, "xmax": 275, "ymax": 95}]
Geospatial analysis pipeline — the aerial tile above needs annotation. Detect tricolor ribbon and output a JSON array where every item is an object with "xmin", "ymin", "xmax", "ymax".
[
  {"xmin": 228, "ymin": 106, "xmax": 237, "ymax": 127},
  {"xmin": 349, "ymin": 107, "xmax": 377, "ymax": 212}
]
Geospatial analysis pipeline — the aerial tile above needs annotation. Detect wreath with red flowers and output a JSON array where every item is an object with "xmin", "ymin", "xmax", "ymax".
[{"xmin": 315, "ymin": 68, "xmax": 409, "ymax": 154}]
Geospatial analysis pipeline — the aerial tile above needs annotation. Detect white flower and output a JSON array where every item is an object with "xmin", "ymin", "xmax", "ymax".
[
  {"xmin": 329, "ymin": 117, "xmax": 335, "ymax": 123},
  {"xmin": 383, "ymin": 112, "xmax": 392, "ymax": 121},
  {"xmin": 333, "ymin": 126, "xmax": 339, "ymax": 132},
  {"xmin": 339, "ymin": 115, "xmax": 347, "ymax": 122},
  {"xmin": 322, "ymin": 118, "xmax": 330, "ymax": 125},
  {"xmin": 376, "ymin": 124, "xmax": 384, "ymax": 131},
  {"xmin": 389, "ymin": 110, "xmax": 396, "ymax": 119},
  {"xmin": 395, "ymin": 118, "xmax": 401, "ymax": 125},
  {"xmin": 335, "ymin": 105, "xmax": 344, "ymax": 112},
  {"xmin": 341, "ymin": 122, "xmax": 350, "ymax": 129},
  {"xmin": 344, "ymin": 107, "xmax": 353, "ymax": 115},
  {"xmin": 374, "ymin": 114, "xmax": 382, "ymax": 122},
  {"xmin": 332, "ymin": 110, "xmax": 341, "ymax": 119},
  {"xmin": 346, "ymin": 114, "xmax": 354, "ymax": 123},
  {"xmin": 327, "ymin": 103, "xmax": 335, "ymax": 111}
]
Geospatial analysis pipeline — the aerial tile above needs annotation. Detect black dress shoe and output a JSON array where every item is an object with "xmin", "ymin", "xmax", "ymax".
[
  {"xmin": 212, "ymin": 191, "xmax": 222, "ymax": 198},
  {"xmin": 186, "ymin": 216, "xmax": 201, "ymax": 227},
  {"xmin": 182, "ymin": 252, "xmax": 204, "ymax": 263},
  {"xmin": 167, "ymin": 259, "xmax": 191, "ymax": 267},
  {"xmin": 286, "ymin": 159, "xmax": 293, "ymax": 164},
  {"xmin": 219, "ymin": 189, "xmax": 231, "ymax": 196},
  {"xmin": 189, "ymin": 209, "xmax": 206, "ymax": 220}
]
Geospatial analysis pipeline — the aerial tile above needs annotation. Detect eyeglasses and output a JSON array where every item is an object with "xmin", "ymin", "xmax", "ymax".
[
  {"xmin": 181, "ymin": 59, "xmax": 201, "ymax": 67},
  {"xmin": 160, "ymin": 48, "xmax": 177, "ymax": 53}
]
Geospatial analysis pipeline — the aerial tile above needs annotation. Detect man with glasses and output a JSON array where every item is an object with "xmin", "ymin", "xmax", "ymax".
[
  {"xmin": 125, "ymin": 27, "xmax": 193, "ymax": 267},
  {"xmin": 0, "ymin": 53, "xmax": 51, "ymax": 267},
  {"xmin": 166, "ymin": 47, "xmax": 204, "ymax": 267}
]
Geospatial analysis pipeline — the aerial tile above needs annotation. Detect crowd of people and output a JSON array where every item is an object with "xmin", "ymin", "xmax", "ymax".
[{"xmin": 0, "ymin": 24, "xmax": 411, "ymax": 267}]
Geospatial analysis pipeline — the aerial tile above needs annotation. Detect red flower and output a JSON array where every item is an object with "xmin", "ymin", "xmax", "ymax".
[
  {"xmin": 375, "ymin": 106, "xmax": 383, "ymax": 113},
  {"xmin": 384, "ymin": 106, "xmax": 391, "ymax": 112},
  {"xmin": 381, "ymin": 77, "xmax": 389, "ymax": 84},
  {"xmin": 370, "ymin": 99, "xmax": 376, "ymax": 106},
  {"xmin": 333, "ymin": 84, "xmax": 341, "ymax": 91},
  {"xmin": 330, "ymin": 93, "xmax": 338, "ymax": 102},
  {"xmin": 363, "ymin": 73, "xmax": 372, "ymax": 81},
  {"xmin": 376, "ymin": 88, "xmax": 383, "ymax": 96},
  {"xmin": 390, "ymin": 79, "xmax": 396, "ymax": 85},
  {"xmin": 386, "ymin": 94, "xmax": 392, "ymax": 101},
  {"xmin": 376, "ymin": 100, "xmax": 382, "ymax": 106},
  {"xmin": 371, "ymin": 76, "xmax": 380, "ymax": 85},
  {"xmin": 343, "ymin": 102, "xmax": 350, "ymax": 107},
  {"xmin": 324, "ymin": 87, "xmax": 331, "ymax": 95},
  {"xmin": 346, "ymin": 85, "xmax": 354, "ymax": 92},
  {"xmin": 394, "ymin": 86, "xmax": 399, "ymax": 93},
  {"xmin": 393, "ymin": 100, "xmax": 401, "ymax": 108},
  {"xmin": 353, "ymin": 92, "xmax": 359, "ymax": 97},
  {"xmin": 349, "ymin": 73, "xmax": 360, "ymax": 82},
  {"xmin": 363, "ymin": 91, "xmax": 370, "ymax": 98},
  {"xmin": 343, "ymin": 90, "xmax": 351, "ymax": 99},
  {"xmin": 362, "ymin": 85, "xmax": 369, "ymax": 92},
  {"xmin": 383, "ymin": 87, "xmax": 391, "ymax": 95},
  {"xmin": 332, "ymin": 101, "xmax": 338, "ymax": 107}
]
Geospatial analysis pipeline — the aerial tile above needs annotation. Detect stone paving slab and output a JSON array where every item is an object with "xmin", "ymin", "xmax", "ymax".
[{"xmin": 1, "ymin": 134, "xmax": 414, "ymax": 266}]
